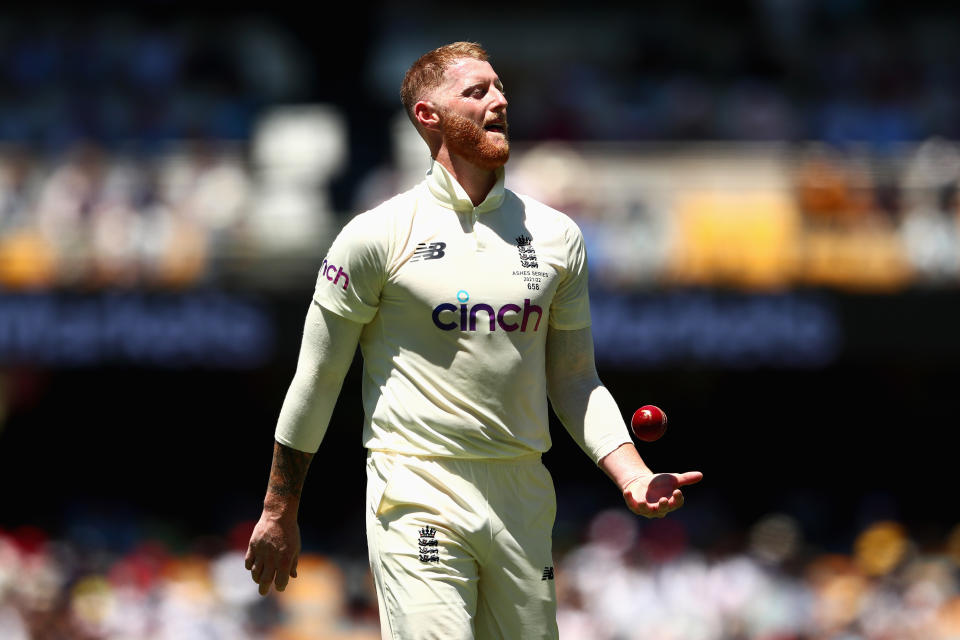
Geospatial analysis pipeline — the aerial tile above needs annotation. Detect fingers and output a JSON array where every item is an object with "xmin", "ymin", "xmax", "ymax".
[
  {"xmin": 274, "ymin": 552, "xmax": 301, "ymax": 591},
  {"xmin": 650, "ymin": 497, "xmax": 671, "ymax": 518},
  {"xmin": 258, "ymin": 562, "xmax": 277, "ymax": 596},
  {"xmin": 247, "ymin": 545, "xmax": 298, "ymax": 595},
  {"xmin": 251, "ymin": 555, "xmax": 298, "ymax": 595},
  {"xmin": 249, "ymin": 553, "xmax": 264, "ymax": 584},
  {"xmin": 246, "ymin": 541, "xmax": 276, "ymax": 594},
  {"xmin": 639, "ymin": 501, "xmax": 667, "ymax": 519},
  {"xmin": 245, "ymin": 514, "xmax": 303, "ymax": 596},
  {"xmin": 275, "ymin": 557, "xmax": 295, "ymax": 592},
  {"xmin": 633, "ymin": 490, "xmax": 686, "ymax": 519},
  {"xmin": 674, "ymin": 471, "xmax": 703, "ymax": 486},
  {"xmin": 624, "ymin": 472, "xmax": 698, "ymax": 518}
]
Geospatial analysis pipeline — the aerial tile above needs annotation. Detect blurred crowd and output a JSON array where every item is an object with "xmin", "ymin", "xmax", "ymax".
[
  {"xmin": 0, "ymin": 142, "xmax": 253, "ymax": 289},
  {"xmin": 3, "ymin": 7, "xmax": 960, "ymax": 640},
  {"xmin": 5, "ymin": 4, "xmax": 960, "ymax": 148},
  {"xmin": 505, "ymin": 137, "xmax": 960, "ymax": 292},
  {"xmin": 556, "ymin": 510, "xmax": 960, "ymax": 640},
  {"xmin": 0, "ymin": 10, "xmax": 337, "ymax": 291},
  {"xmin": 3, "ymin": 6, "xmax": 960, "ymax": 292},
  {"xmin": 0, "ymin": 12, "xmax": 307, "ymax": 150},
  {"xmin": 0, "ymin": 522, "xmax": 381, "ymax": 640},
  {"xmin": 368, "ymin": 3, "xmax": 960, "ymax": 146},
  {"xmin": 3, "ymin": 136, "xmax": 960, "ymax": 292},
  {"xmin": 2, "ymin": 511, "xmax": 959, "ymax": 639}
]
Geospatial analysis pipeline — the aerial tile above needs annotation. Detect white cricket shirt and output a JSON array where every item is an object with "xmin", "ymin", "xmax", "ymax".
[{"xmin": 312, "ymin": 161, "xmax": 592, "ymax": 459}]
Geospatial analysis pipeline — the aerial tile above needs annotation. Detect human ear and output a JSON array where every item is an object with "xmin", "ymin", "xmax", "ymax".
[{"xmin": 414, "ymin": 100, "xmax": 441, "ymax": 130}]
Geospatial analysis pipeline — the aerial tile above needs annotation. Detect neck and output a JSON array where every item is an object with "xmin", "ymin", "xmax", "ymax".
[{"xmin": 434, "ymin": 150, "xmax": 499, "ymax": 206}]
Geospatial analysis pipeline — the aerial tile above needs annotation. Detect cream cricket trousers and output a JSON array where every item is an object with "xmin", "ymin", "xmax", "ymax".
[{"xmin": 365, "ymin": 450, "xmax": 559, "ymax": 640}]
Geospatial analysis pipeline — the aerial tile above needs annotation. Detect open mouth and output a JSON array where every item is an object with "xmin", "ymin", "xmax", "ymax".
[{"xmin": 484, "ymin": 122, "xmax": 507, "ymax": 134}]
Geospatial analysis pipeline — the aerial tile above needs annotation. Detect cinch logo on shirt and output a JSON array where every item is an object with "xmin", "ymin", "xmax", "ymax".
[
  {"xmin": 432, "ymin": 298, "xmax": 543, "ymax": 332},
  {"xmin": 319, "ymin": 257, "xmax": 350, "ymax": 291}
]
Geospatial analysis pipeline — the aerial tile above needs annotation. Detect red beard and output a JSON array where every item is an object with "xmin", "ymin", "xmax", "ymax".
[{"xmin": 439, "ymin": 109, "xmax": 510, "ymax": 170}]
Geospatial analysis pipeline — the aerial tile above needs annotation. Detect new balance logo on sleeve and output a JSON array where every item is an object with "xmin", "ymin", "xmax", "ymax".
[{"xmin": 410, "ymin": 242, "xmax": 447, "ymax": 262}]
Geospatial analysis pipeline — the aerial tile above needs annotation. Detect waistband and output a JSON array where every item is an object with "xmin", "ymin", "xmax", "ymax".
[{"xmin": 367, "ymin": 448, "xmax": 542, "ymax": 466}]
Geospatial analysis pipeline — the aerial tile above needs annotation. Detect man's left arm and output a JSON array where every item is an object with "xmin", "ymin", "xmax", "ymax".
[{"xmin": 545, "ymin": 325, "xmax": 702, "ymax": 518}]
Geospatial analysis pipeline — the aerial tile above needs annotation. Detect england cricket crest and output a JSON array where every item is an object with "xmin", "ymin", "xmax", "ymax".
[
  {"xmin": 515, "ymin": 235, "xmax": 538, "ymax": 269},
  {"xmin": 417, "ymin": 526, "xmax": 439, "ymax": 563}
]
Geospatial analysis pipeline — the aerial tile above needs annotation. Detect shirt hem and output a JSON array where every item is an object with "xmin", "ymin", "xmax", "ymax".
[
  {"xmin": 591, "ymin": 437, "xmax": 633, "ymax": 465},
  {"xmin": 274, "ymin": 433, "xmax": 320, "ymax": 454}
]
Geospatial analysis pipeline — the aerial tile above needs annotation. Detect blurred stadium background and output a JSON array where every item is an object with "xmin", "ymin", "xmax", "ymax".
[{"xmin": 2, "ymin": 1, "xmax": 960, "ymax": 638}]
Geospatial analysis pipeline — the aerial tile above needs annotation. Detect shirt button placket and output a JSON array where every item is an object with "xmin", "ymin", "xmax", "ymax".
[{"xmin": 472, "ymin": 209, "xmax": 481, "ymax": 252}]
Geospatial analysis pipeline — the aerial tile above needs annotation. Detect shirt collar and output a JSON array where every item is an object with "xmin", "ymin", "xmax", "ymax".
[{"xmin": 426, "ymin": 160, "xmax": 505, "ymax": 214}]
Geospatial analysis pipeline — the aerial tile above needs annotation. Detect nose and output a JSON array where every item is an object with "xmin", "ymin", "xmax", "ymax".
[{"xmin": 491, "ymin": 86, "xmax": 508, "ymax": 110}]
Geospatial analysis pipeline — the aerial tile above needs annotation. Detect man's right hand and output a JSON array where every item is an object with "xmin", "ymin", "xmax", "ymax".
[{"xmin": 245, "ymin": 510, "xmax": 301, "ymax": 595}]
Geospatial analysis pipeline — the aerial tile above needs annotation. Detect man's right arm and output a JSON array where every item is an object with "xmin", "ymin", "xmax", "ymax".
[
  {"xmin": 274, "ymin": 301, "xmax": 365, "ymax": 453},
  {"xmin": 245, "ymin": 301, "xmax": 363, "ymax": 595}
]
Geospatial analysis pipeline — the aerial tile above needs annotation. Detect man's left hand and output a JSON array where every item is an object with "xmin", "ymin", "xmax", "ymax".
[{"xmin": 622, "ymin": 471, "xmax": 703, "ymax": 518}]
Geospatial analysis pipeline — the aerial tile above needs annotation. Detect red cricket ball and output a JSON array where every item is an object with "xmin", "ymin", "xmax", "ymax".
[{"xmin": 631, "ymin": 405, "xmax": 668, "ymax": 442}]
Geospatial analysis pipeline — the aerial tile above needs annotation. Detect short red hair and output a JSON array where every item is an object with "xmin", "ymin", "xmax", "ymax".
[{"xmin": 400, "ymin": 42, "xmax": 489, "ymax": 125}]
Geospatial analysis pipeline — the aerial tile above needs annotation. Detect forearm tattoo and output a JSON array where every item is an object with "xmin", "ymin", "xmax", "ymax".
[{"xmin": 267, "ymin": 441, "xmax": 314, "ymax": 499}]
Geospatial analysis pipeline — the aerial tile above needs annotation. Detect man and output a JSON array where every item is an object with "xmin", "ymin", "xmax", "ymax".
[{"xmin": 245, "ymin": 41, "xmax": 702, "ymax": 639}]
